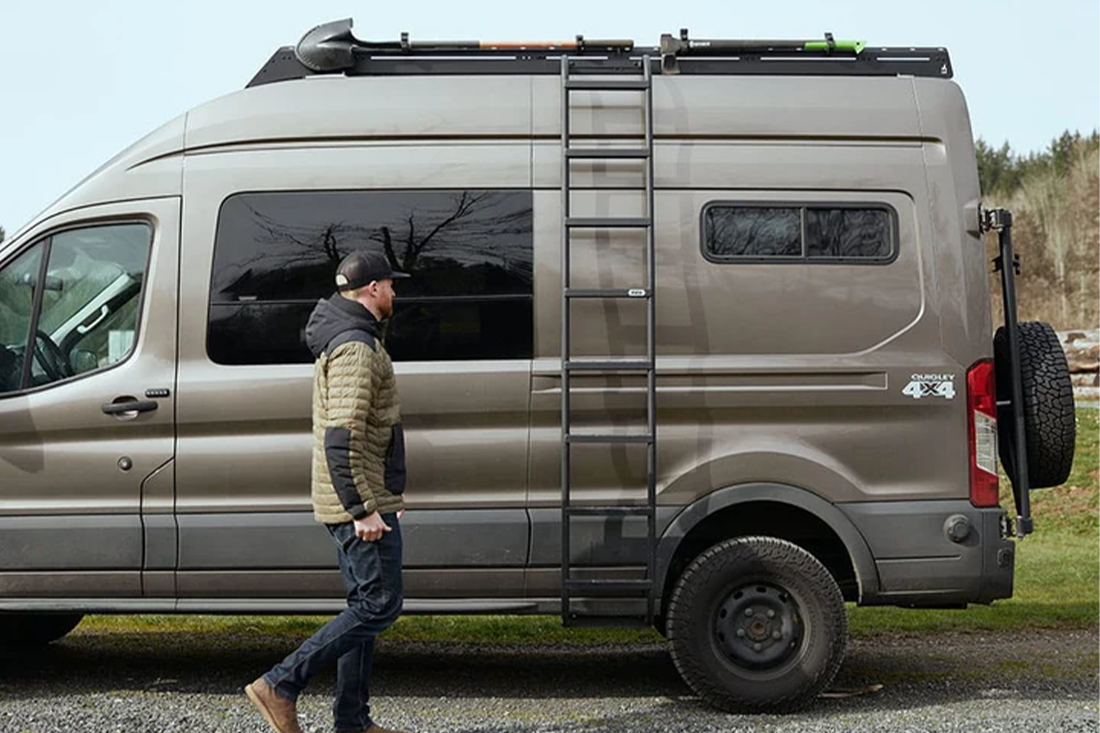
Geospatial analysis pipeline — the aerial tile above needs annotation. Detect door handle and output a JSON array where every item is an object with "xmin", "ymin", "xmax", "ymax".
[
  {"xmin": 77, "ymin": 305, "xmax": 110, "ymax": 335},
  {"xmin": 101, "ymin": 399, "xmax": 159, "ymax": 416}
]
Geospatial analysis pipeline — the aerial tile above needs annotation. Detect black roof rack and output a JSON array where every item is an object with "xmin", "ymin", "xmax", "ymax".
[{"xmin": 246, "ymin": 19, "xmax": 952, "ymax": 88}]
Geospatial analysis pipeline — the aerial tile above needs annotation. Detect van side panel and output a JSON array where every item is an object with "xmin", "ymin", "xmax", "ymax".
[
  {"xmin": 175, "ymin": 141, "xmax": 534, "ymax": 600},
  {"xmin": 185, "ymin": 77, "xmax": 532, "ymax": 149},
  {"xmin": 532, "ymin": 76, "xmax": 923, "ymax": 140},
  {"xmin": 913, "ymin": 79, "xmax": 992, "ymax": 368},
  {"xmin": 526, "ymin": 74, "xmax": 974, "ymax": 592}
]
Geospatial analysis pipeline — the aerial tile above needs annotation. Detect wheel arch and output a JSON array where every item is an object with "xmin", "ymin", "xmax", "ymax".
[{"xmin": 656, "ymin": 483, "xmax": 879, "ymax": 615}]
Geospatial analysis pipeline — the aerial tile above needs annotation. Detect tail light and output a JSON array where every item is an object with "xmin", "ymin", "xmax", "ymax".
[{"xmin": 967, "ymin": 359, "xmax": 999, "ymax": 507}]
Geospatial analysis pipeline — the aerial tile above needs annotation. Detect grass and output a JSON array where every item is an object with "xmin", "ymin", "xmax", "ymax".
[
  {"xmin": 1013, "ymin": 406, "xmax": 1099, "ymax": 535},
  {"xmin": 82, "ymin": 409, "xmax": 1098, "ymax": 644}
]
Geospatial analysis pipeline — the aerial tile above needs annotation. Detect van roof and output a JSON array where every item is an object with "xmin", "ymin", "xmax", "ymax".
[{"xmin": 248, "ymin": 19, "xmax": 953, "ymax": 88}]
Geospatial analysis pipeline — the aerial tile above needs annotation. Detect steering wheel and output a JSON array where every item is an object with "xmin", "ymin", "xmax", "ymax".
[{"xmin": 33, "ymin": 329, "xmax": 71, "ymax": 383}]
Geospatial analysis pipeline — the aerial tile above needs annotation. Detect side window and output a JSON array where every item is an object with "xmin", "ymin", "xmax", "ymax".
[
  {"xmin": 804, "ymin": 208, "xmax": 893, "ymax": 259},
  {"xmin": 702, "ymin": 203, "xmax": 897, "ymax": 264},
  {"xmin": 0, "ymin": 244, "xmax": 44, "ymax": 394},
  {"xmin": 703, "ymin": 206, "xmax": 801, "ymax": 258},
  {"xmin": 0, "ymin": 224, "xmax": 151, "ymax": 396},
  {"xmin": 208, "ymin": 190, "xmax": 534, "ymax": 365}
]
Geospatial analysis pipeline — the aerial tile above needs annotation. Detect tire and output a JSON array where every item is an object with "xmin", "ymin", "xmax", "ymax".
[
  {"xmin": 994, "ymin": 321, "xmax": 1076, "ymax": 489},
  {"xmin": 666, "ymin": 537, "xmax": 847, "ymax": 713},
  {"xmin": 0, "ymin": 613, "xmax": 84, "ymax": 649}
]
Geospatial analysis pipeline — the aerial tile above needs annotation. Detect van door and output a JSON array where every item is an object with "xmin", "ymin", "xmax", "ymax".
[
  {"xmin": 0, "ymin": 199, "xmax": 179, "ymax": 601},
  {"xmin": 173, "ymin": 160, "xmax": 534, "ymax": 605}
]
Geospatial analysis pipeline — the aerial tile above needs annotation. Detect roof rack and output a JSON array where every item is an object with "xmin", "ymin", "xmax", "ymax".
[{"xmin": 246, "ymin": 19, "xmax": 952, "ymax": 88}]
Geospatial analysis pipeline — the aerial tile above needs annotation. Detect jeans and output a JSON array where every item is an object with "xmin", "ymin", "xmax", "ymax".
[{"xmin": 264, "ymin": 515, "xmax": 403, "ymax": 733}]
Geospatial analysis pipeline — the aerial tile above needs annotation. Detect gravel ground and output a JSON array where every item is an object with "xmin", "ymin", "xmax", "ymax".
[{"xmin": 0, "ymin": 626, "xmax": 1096, "ymax": 733}]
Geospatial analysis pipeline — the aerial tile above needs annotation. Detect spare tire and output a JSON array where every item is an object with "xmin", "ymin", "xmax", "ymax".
[{"xmin": 993, "ymin": 321, "xmax": 1076, "ymax": 489}]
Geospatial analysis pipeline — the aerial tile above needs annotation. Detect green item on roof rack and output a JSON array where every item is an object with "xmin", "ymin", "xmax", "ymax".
[{"xmin": 804, "ymin": 39, "xmax": 866, "ymax": 54}]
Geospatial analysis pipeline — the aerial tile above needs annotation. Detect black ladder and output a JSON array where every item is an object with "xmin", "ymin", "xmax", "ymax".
[{"xmin": 560, "ymin": 54, "xmax": 658, "ymax": 627}]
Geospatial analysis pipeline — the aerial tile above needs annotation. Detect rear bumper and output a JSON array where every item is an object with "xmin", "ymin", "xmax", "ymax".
[{"xmin": 839, "ymin": 500, "xmax": 1014, "ymax": 606}]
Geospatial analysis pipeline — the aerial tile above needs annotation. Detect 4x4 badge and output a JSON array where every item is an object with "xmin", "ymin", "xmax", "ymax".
[{"xmin": 902, "ymin": 375, "xmax": 956, "ymax": 400}]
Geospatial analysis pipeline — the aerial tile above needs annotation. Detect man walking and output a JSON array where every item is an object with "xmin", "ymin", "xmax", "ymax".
[{"xmin": 246, "ymin": 250, "xmax": 410, "ymax": 733}]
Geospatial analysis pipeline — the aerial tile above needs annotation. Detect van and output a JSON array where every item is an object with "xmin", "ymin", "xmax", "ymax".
[{"xmin": 0, "ymin": 20, "xmax": 1077, "ymax": 711}]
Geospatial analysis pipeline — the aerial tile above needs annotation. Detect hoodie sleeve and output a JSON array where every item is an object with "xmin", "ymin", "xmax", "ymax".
[{"xmin": 322, "ymin": 341, "xmax": 377, "ymax": 519}]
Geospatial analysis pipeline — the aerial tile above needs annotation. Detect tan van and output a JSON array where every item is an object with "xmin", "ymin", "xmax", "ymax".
[{"xmin": 0, "ymin": 20, "xmax": 1077, "ymax": 711}]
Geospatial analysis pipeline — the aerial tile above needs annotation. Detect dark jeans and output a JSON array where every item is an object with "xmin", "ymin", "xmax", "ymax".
[{"xmin": 264, "ymin": 515, "xmax": 403, "ymax": 733}]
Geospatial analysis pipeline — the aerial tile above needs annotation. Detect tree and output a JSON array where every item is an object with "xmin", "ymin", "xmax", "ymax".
[{"xmin": 975, "ymin": 138, "xmax": 1019, "ymax": 194}]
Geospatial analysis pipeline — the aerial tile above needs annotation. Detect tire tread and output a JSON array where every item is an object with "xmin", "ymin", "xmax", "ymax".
[{"xmin": 666, "ymin": 536, "xmax": 847, "ymax": 713}]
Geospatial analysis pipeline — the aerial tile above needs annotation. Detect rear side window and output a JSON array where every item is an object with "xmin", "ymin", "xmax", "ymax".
[
  {"xmin": 208, "ymin": 190, "xmax": 534, "ymax": 365},
  {"xmin": 702, "ymin": 203, "xmax": 897, "ymax": 264}
]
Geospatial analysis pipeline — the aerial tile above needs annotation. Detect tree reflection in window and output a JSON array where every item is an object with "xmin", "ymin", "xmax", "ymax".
[
  {"xmin": 211, "ymin": 190, "xmax": 533, "ymax": 303},
  {"xmin": 208, "ymin": 190, "xmax": 534, "ymax": 365}
]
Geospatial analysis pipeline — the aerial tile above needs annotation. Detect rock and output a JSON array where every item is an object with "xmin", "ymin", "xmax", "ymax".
[
  {"xmin": 1071, "ymin": 372, "xmax": 1099, "ymax": 388},
  {"xmin": 1064, "ymin": 343, "xmax": 1099, "ymax": 373}
]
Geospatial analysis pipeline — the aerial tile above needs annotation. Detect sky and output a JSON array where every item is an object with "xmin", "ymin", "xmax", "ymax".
[{"xmin": 1, "ymin": 0, "xmax": 1097, "ymax": 234}]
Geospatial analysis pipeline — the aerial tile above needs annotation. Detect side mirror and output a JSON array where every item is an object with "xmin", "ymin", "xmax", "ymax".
[
  {"xmin": 19, "ymin": 272, "xmax": 63, "ymax": 292},
  {"xmin": 69, "ymin": 349, "xmax": 99, "ymax": 375}
]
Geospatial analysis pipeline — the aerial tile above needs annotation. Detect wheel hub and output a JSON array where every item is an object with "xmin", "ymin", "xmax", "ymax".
[{"xmin": 714, "ymin": 583, "xmax": 802, "ymax": 669}]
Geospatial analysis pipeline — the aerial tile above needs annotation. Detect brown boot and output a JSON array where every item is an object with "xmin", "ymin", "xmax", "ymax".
[{"xmin": 244, "ymin": 676, "xmax": 305, "ymax": 733}]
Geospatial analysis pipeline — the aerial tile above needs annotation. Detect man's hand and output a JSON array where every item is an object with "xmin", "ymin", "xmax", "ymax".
[{"xmin": 354, "ymin": 512, "xmax": 392, "ymax": 542}]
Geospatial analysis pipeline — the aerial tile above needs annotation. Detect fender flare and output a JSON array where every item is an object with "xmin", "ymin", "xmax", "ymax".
[{"xmin": 656, "ymin": 482, "xmax": 880, "ymax": 606}]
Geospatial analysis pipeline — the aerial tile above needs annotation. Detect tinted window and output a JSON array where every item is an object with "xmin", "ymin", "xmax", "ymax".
[
  {"xmin": 805, "ymin": 208, "xmax": 892, "ymax": 259},
  {"xmin": 703, "ymin": 206, "xmax": 801, "ymax": 257},
  {"xmin": 209, "ymin": 190, "xmax": 534, "ymax": 364},
  {"xmin": 703, "ymin": 203, "xmax": 896, "ymax": 263}
]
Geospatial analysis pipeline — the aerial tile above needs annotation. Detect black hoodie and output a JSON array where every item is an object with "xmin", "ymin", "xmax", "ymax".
[{"xmin": 304, "ymin": 293, "xmax": 384, "ymax": 359}]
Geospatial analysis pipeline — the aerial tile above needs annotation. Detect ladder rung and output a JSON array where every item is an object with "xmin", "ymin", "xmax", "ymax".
[
  {"xmin": 565, "ymin": 506, "xmax": 654, "ymax": 517},
  {"xmin": 565, "ymin": 217, "xmax": 651, "ymax": 228},
  {"xmin": 566, "ymin": 433, "xmax": 654, "ymax": 445},
  {"xmin": 565, "ymin": 359, "xmax": 652, "ymax": 372},
  {"xmin": 564, "ymin": 579, "xmax": 653, "ymax": 591},
  {"xmin": 565, "ymin": 79, "xmax": 650, "ymax": 90},
  {"xmin": 566, "ymin": 148, "xmax": 650, "ymax": 159},
  {"xmin": 565, "ymin": 288, "xmax": 651, "ymax": 299}
]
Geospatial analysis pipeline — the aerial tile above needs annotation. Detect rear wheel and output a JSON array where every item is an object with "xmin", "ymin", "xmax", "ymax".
[
  {"xmin": 666, "ymin": 537, "xmax": 846, "ymax": 712},
  {"xmin": 0, "ymin": 613, "xmax": 84, "ymax": 649}
]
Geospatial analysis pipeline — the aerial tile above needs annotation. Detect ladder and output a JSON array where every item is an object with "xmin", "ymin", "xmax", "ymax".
[{"xmin": 559, "ymin": 54, "xmax": 657, "ymax": 627}]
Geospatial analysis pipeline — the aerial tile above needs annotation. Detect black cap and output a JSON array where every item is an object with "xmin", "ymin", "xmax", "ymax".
[{"xmin": 335, "ymin": 250, "xmax": 410, "ymax": 291}]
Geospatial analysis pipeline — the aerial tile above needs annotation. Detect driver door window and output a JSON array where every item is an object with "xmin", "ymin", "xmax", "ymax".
[{"xmin": 0, "ymin": 223, "xmax": 151, "ymax": 396}]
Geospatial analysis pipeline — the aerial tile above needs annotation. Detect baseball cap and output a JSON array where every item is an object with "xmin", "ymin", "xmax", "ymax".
[{"xmin": 335, "ymin": 250, "xmax": 410, "ymax": 291}]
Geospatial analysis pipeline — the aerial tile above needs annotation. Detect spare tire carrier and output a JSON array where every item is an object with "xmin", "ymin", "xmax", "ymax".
[{"xmin": 983, "ymin": 207, "xmax": 1032, "ymax": 536}]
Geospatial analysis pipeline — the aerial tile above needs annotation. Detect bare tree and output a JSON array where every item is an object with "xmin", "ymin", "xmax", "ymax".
[
  {"xmin": 369, "ymin": 191, "xmax": 489, "ymax": 272},
  {"xmin": 217, "ymin": 191, "xmax": 532, "ymax": 300}
]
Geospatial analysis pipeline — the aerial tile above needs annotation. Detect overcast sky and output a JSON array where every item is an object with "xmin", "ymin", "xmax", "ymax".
[{"xmin": 1, "ymin": 0, "xmax": 1097, "ymax": 233}]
